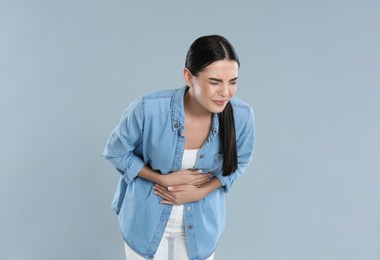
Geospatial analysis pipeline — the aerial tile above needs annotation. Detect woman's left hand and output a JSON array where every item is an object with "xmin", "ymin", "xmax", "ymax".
[{"xmin": 153, "ymin": 184, "xmax": 207, "ymax": 205}]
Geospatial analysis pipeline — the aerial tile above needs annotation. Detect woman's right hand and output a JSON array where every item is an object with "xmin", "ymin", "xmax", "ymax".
[{"xmin": 162, "ymin": 169, "xmax": 212, "ymax": 187}]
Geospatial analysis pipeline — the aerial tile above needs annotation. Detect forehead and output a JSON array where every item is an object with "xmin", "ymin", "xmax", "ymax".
[{"xmin": 199, "ymin": 60, "xmax": 239, "ymax": 79}]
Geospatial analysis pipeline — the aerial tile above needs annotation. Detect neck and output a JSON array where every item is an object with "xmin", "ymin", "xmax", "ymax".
[{"xmin": 184, "ymin": 88, "xmax": 212, "ymax": 119}]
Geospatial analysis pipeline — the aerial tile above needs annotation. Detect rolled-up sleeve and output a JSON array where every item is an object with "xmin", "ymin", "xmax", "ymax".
[
  {"xmin": 102, "ymin": 98, "xmax": 145, "ymax": 184},
  {"xmin": 215, "ymin": 107, "xmax": 255, "ymax": 193}
]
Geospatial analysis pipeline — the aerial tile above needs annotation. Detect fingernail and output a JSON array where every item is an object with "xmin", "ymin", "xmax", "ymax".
[
  {"xmin": 167, "ymin": 187, "xmax": 173, "ymax": 191},
  {"xmin": 197, "ymin": 169, "xmax": 203, "ymax": 173}
]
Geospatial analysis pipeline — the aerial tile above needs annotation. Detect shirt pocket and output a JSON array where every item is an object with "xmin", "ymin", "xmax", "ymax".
[{"xmin": 204, "ymin": 153, "xmax": 223, "ymax": 174}]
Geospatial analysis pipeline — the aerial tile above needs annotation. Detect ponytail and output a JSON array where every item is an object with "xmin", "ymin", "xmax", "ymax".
[{"xmin": 218, "ymin": 102, "xmax": 237, "ymax": 176}]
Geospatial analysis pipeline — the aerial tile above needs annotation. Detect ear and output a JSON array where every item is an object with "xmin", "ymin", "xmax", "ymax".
[{"xmin": 183, "ymin": 68, "xmax": 193, "ymax": 87}]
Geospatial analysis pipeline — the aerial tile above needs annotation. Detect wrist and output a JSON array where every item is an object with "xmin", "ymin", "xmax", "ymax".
[
  {"xmin": 198, "ymin": 183, "xmax": 212, "ymax": 198},
  {"xmin": 200, "ymin": 177, "xmax": 222, "ymax": 196},
  {"xmin": 159, "ymin": 174, "xmax": 169, "ymax": 187},
  {"xmin": 198, "ymin": 185, "xmax": 210, "ymax": 199},
  {"xmin": 138, "ymin": 166, "xmax": 167, "ymax": 186}
]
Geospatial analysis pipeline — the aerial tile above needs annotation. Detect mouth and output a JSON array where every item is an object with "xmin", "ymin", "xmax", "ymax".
[{"xmin": 212, "ymin": 100, "xmax": 228, "ymax": 106}]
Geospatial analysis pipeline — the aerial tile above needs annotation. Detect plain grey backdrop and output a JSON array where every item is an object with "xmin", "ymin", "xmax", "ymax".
[{"xmin": 1, "ymin": 0, "xmax": 379, "ymax": 259}]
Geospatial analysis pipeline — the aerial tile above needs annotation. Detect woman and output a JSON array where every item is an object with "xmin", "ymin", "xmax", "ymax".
[{"xmin": 103, "ymin": 35, "xmax": 255, "ymax": 260}]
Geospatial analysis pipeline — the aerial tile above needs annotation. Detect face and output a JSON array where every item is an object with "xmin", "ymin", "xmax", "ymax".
[{"xmin": 184, "ymin": 59, "xmax": 239, "ymax": 114}]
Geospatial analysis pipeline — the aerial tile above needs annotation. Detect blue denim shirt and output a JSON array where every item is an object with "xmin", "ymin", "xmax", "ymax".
[{"xmin": 103, "ymin": 86, "xmax": 255, "ymax": 260}]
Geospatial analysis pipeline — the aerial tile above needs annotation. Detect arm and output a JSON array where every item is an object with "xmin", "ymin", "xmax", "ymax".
[
  {"xmin": 102, "ymin": 98, "xmax": 146, "ymax": 184},
  {"xmin": 214, "ymin": 107, "xmax": 255, "ymax": 193},
  {"xmin": 153, "ymin": 177, "xmax": 222, "ymax": 205},
  {"xmin": 103, "ymin": 99, "xmax": 211, "ymax": 186},
  {"xmin": 138, "ymin": 165, "xmax": 211, "ymax": 187}
]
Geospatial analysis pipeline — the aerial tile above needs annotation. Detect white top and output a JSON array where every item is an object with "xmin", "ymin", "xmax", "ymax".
[
  {"xmin": 181, "ymin": 149, "xmax": 199, "ymax": 170},
  {"xmin": 171, "ymin": 149, "xmax": 200, "ymax": 214}
]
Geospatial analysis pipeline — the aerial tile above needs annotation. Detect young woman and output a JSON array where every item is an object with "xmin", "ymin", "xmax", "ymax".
[{"xmin": 103, "ymin": 35, "xmax": 255, "ymax": 260}]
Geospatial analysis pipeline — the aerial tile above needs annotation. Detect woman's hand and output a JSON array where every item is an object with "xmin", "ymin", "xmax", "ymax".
[
  {"xmin": 162, "ymin": 169, "xmax": 211, "ymax": 187},
  {"xmin": 153, "ymin": 184, "xmax": 208, "ymax": 205}
]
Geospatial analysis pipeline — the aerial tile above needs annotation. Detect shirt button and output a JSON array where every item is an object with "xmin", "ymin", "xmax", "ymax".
[
  {"xmin": 199, "ymin": 155, "xmax": 204, "ymax": 159},
  {"xmin": 188, "ymin": 225, "xmax": 193, "ymax": 230},
  {"xmin": 186, "ymin": 206, "xmax": 191, "ymax": 212}
]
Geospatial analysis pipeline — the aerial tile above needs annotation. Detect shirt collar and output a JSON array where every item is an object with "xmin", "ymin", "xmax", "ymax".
[{"xmin": 171, "ymin": 86, "xmax": 219, "ymax": 137}]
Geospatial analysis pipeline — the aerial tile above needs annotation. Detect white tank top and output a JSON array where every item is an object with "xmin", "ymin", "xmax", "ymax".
[
  {"xmin": 181, "ymin": 149, "xmax": 199, "ymax": 169},
  {"xmin": 171, "ymin": 149, "xmax": 200, "ymax": 214}
]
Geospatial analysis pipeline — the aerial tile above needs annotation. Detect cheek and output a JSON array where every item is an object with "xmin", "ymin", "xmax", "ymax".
[
  {"xmin": 204, "ymin": 86, "xmax": 216, "ymax": 97},
  {"xmin": 194, "ymin": 84, "xmax": 213, "ymax": 99},
  {"xmin": 193, "ymin": 85, "xmax": 204, "ymax": 99}
]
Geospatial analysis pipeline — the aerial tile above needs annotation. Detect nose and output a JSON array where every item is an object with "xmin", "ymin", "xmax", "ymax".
[{"xmin": 219, "ymin": 84, "xmax": 229, "ymax": 97}]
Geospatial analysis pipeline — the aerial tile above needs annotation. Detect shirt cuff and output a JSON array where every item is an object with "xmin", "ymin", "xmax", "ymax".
[
  {"xmin": 214, "ymin": 174, "xmax": 231, "ymax": 193},
  {"xmin": 122, "ymin": 156, "xmax": 145, "ymax": 184}
]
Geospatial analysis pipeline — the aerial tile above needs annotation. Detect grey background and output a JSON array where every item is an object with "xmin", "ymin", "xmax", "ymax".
[{"xmin": 1, "ymin": 0, "xmax": 379, "ymax": 259}]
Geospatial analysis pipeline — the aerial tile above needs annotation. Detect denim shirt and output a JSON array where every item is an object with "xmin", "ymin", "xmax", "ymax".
[{"xmin": 103, "ymin": 86, "xmax": 255, "ymax": 260}]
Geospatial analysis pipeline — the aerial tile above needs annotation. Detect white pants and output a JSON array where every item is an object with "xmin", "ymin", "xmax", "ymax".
[{"xmin": 124, "ymin": 205, "xmax": 215, "ymax": 260}]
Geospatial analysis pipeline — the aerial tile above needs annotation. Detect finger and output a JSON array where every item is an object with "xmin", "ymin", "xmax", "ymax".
[
  {"xmin": 193, "ymin": 179, "xmax": 210, "ymax": 186},
  {"xmin": 153, "ymin": 186, "xmax": 172, "ymax": 197},
  {"xmin": 199, "ymin": 174, "xmax": 212, "ymax": 180},
  {"xmin": 154, "ymin": 184, "xmax": 167, "ymax": 191},
  {"xmin": 191, "ymin": 174, "xmax": 210, "ymax": 182},
  {"xmin": 193, "ymin": 178, "xmax": 208, "ymax": 186},
  {"xmin": 193, "ymin": 174, "xmax": 211, "ymax": 183},
  {"xmin": 153, "ymin": 185, "xmax": 170, "ymax": 196},
  {"xmin": 154, "ymin": 189, "xmax": 175, "ymax": 201},
  {"xmin": 197, "ymin": 173, "xmax": 212, "ymax": 178},
  {"xmin": 164, "ymin": 186, "xmax": 179, "ymax": 192},
  {"xmin": 165, "ymin": 185, "xmax": 193, "ymax": 192},
  {"xmin": 160, "ymin": 200, "xmax": 174, "ymax": 205},
  {"xmin": 188, "ymin": 169, "xmax": 203, "ymax": 175},
  {"xmin": 154, "ymin": 184, "xmax": 176, "ymax": 193},
  {"xmin": 154, "ymin": 184, "xmax": 166, "ymax": 189}
]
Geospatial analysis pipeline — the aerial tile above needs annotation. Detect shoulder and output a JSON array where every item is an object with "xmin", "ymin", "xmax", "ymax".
[
  {"xmin": 229, "ymin": 96, "xmax": 255, "ymax": 137},
  {"xmin": 230, "ymin": 96, "xmax": 254, "ymax": 117},
  {"xmin": 141, "ymin": 87, "xmax": 179, "ymax": 101},
  {"xmin": 133, "ymin": 87, "xmax": 183, "ymax": 117},
  {"xmin": 126, "ymin": 87, "xmax": 180, "ymax": 112}
]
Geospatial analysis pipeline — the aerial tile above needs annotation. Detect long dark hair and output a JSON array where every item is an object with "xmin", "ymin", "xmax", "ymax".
[{"xmin": 185, "ymin": 35, "xmax": 239, "ymax": 176}]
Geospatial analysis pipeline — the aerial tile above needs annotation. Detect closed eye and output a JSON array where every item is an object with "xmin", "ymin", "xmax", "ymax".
[
  {"xmin": 208, "ymin": 78, "xmax": 222, "ymax": 85},
  {"xmin": 209, "ymin": 82, "xmax": 219, "ymax": 85},
  {"xmin": 230, "ymin": 77, "xmax": 238, "ymax": 85}
]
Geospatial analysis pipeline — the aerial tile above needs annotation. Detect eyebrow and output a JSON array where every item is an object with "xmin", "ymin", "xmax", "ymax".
[{"xmin": 208, "ymin": 77, "xmax": 238, "ymax": 82}]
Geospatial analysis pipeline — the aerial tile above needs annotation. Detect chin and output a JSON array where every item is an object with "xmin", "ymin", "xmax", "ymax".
[{"xmin": 210, "ymin": 105, "xmax": 227, "ymax": 114}]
